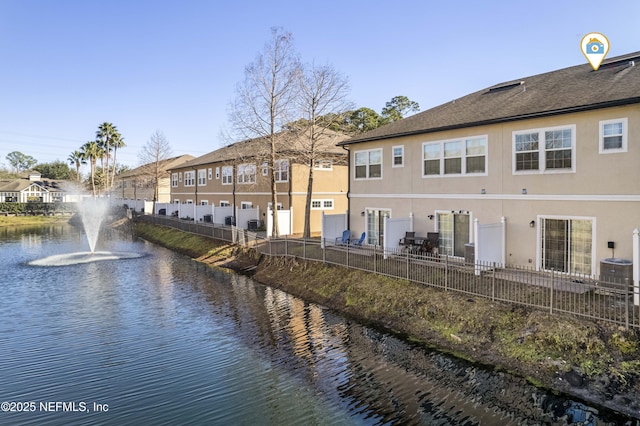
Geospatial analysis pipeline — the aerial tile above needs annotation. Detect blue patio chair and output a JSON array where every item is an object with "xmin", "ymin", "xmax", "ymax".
[
  {"xmin": 350, "ymin": 232, "xmax": 366, "ymax": 247},
  {"xmin": 335, "ymin": 230, "xmax": 351, "ymax": 245}
]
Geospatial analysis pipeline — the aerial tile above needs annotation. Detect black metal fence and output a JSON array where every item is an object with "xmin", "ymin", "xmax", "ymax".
[{"xmin": 138, "ymin": 215, "xmax": 640, "ymax": 329}]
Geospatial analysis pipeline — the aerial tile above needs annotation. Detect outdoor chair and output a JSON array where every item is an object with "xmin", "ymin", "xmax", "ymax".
[
  {"xmin": 400, "ymin": 231, "xmax": 415, "ymax": 246},
  {"xmin": 335, "ymin": 230, "xmax": 351, "ymax": 246},
  {"xmin": 350, "ymin": 232, "xmax": 366, "ymax": 247}
]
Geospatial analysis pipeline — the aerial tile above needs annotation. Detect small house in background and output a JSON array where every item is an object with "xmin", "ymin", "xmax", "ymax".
[
  {"xmin": 0, "ymin": 172, "xmax": 76, "ymax": 203},
  {"xmin": 339, "ymin": 51, "xmax": 640, "ymax": 278},
  {"xmin": 167, "ymin": 128, "xmax": 349, "ymax": 236},
  {"xmin": 113, "ymin": 154, "xmax": 195, "ymax": 207}
]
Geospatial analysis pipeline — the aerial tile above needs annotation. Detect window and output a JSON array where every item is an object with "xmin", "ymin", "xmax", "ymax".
[
  {"xmin": 275, "ymin": 159, "xmax": 289, "ymax": 182},
  {"xmin": 208, "ymin": 168, "xmax": 213, "ymax": 180},
  {"xmin": 237, "ymin": 164, "xmax": 256, "ymax": 184},
  {"xmin": 267, "ymin": 202, "xmax": 283, "ymax": 210},
  {"xmin": 241, "ymin": 201, "xmax": 253, "ymax": 209},
  {"xmin": 392, "ymin": 146, "xmax": 404, "ymax": 167},
  {"xmin": 437, "ymin": 212, "xmax": 470, "ymax": 257},
  {"xmin": 220, "ymin": 200, "xmax": 230, "ymax": 207},
  {"xmin": 311, "ymin": 199, "xmax": 334, "ymax": 210},
  {"xmin": 200, "ymin": 200, "xmax": 208, "ymax": 205},
  {"xmin": 215, "ymin": 167, "xmax": 220, "ymax": 179},
  {"xmin": 541, "ymin": 217, "xmax": 593, "ymax": 275},
  {"xmin": 198, "ymin": 169, "xmax": 206, "ymax": 185},
  {"xmin": 423, "ymin": 136, "xmax": 487, "ymax": 176},
  {"xmin": 171, "ymin": 173, "xmax": 178, "ymax": 187},
  {"xmin": 354, "ymin": 149, "xmax": 382, "ymax": 179},
  {"xmin": 314, "ymin": 159, "xmax": 333, "ymax": 170},
  {"xmin": 222, "ymin": 166, "xmax": 233, "ymax": 185},
  {"xmin": 184, "ymin": 171, "xmax": 195, "ymax": 186},
  {"xmin": 513, "ymin": 125, "xmax": 575, "ymax": 173},
  {"xmin": 599, "ymin": 118, "xmax": 627, "ymax": 153}
]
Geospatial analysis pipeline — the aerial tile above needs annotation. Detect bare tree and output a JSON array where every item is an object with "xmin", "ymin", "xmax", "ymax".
[
  {"xmin": 296, "ymin": 62, "xmax": 353, "ymax": 238},
  {"xmin": 228, "ymin": 27, "xmax": 301, "ymax": 237},
  {"xmin": 138, "ymin": 130, "xmax": 173, "ymax": 206}
]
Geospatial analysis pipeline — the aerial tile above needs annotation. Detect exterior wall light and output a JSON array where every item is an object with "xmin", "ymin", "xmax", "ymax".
[{"xmin": 529, "ymin": 220, "xmax": 535, "ymax": 228}]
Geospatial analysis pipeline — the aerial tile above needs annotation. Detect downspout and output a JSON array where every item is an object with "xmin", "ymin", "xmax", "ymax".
[{"xmin": 341, "ymin": 144, "xmax": 351, "ymax": 230}]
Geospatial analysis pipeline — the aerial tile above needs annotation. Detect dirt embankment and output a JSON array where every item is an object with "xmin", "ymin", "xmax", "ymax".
[{"xmin": 134, "ymin": 223, "xmax": 640, "ymax": 420}]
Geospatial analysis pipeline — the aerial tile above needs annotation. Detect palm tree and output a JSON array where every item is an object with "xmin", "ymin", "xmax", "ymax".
[
  {"xmin": 96, "ymin": 122, "xmax": 121, "ymax": 189},
  {"xmin": 80, "ymin": 140, "xmax": 103, "ymax": 197},
  {"xmin": 67, "ymin": 150, "xmax": 86, "ymax": 183},
  {"xmin": 109, "ymin": 133, "xmax": 126, "ymax": 189}
]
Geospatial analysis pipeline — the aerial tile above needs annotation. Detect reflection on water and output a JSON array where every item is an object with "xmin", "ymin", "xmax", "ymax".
[{"xmin": 0, "ymin": 225, "xmax": 632, "ymax": 425}]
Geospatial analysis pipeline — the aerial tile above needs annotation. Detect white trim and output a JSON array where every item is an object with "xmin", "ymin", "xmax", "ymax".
[
  {"xmin": 599, "ymin": 117, "xmax": 628, "ymax": 153},
  {"xmin": 349, "ymin": 192, "xmax": 640, "ymax": 202},
  {"xmin": 512, "ymin": 124, "xmax": 576, "ymax": 175},
  {"xmin": 422, "ymin": 135, "xmax": 488, "ymax": 178},
  {"xmin": 311, "ymin": 198, "xmax": 334, "ymax": 210},
  {"xmin": 392, "ymin": 145, "xmax": 404, "ymax": 168},
  {"xmin": 354, "ymin": 148, "xmax": 383, "ymax": 180},
  {"xmin": 537, "ymin": 214, "xmax": 596, "ymax": 277}
]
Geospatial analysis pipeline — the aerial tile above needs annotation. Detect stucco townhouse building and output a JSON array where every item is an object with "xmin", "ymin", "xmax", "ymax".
[{"xmin": 339, "ymin": 51, "xmax": 640, "ymax": 278}]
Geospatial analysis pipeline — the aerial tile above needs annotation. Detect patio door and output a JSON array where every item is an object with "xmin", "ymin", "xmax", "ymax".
[
  {"xmin": 437, "ymin": 212, "xmax": 470, "ymax": 257},
  {"xmin": 366, "ymin": 209, "xmax": 390, "ymax": 245},
  {"xmin": 541, "ymin": 218, "xmax": 593, "ymax": 275}
]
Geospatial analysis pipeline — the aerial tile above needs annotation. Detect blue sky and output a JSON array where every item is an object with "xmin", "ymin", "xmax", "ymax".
[{"xmin": 1, "ymin": 0, "xmax": 639, "ymax": 170}]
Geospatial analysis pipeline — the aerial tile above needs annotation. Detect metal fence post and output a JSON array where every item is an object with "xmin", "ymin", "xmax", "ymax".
[
  {"xmin": 406, "ymin": 251, "xmax": 409, "ymax": 280},
  {"xmin": 492, "ymin": 262, "xmax": 496, "ymax": 301},
  {"xmin": 444, "ymin": 255, "xmax": 449, "ymax": 291},
  {"xmin": 626, "ymin": 278, "xmax": 630, "ymax": 330},
  {"xmin": 549, "ymin": 270, "xmax": 554, "ymax": 314}
]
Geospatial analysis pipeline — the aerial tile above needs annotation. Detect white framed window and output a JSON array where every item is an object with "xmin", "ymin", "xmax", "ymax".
[
  {"xmin": 392, "ymin": 145, "xmax": 404, "ymax": 167},
  {"xmin": 184, "ymin": 171, "xmax": 195, "ymax": 186},
  {"xmin": 513, "ymin": 125, "xmax": 575, "ymax": 174},
  {"xmin": 221, "ymin": 166, "xmax": 233, "ymax": 185},
  {"xmin": 275, "ymin": 159, "xmax": 289, "ymax": 182},
  {"xmin": 262, "ymin": 162, "xmax": 268, "ymax": 176},
  {"xmin": 237, "ymin": 164, "xmax": 256, "ymax": 184},
  {"xmin": 208, "ymin": 168, "xmax": 213, "ymax": 180},
  {"xmin": 171, "ymin": 173, "xmax": 178, "ymax": 187},
  {"xmin": 220, "ymin": 200, "xmax": 230, "ymax": 207},
  {"xmin": 599, "ymin": 118, "xmax": 627, "ymax": 153},
  {"xmin": 423, "ymin": 136, "xmax": 487, "ymax": 177},
  {"xmin": 200, "ymin": 200, "xmax": 208, "ymax": 205},
  {"xmin": 241, "ymin": 201, "xmax": 253, "ymax": 209},
  {"xmin": 198, "ymin": 169, "xmax": 206, "ymax": 185},
  {"xmin": 185, "ymin": 199, "xmax": 193, "ymax": 204},
  {"xmin": 173, "ymin": 199, "xmax": 180, "ymax": 204},
  {"xmin": 215, "ymin": 167, "xmax": 220, "ymax": 179},
  {"xmin": 354, "ymin": 149, "xmax": 382, "ymax": 179},
  {"xmin": 311, "ymin": 199, "xmax": 334, "ymax": 210},
  {"xmin": 314, "ymin": 159, "xmax": 333, "ymax": 170}
]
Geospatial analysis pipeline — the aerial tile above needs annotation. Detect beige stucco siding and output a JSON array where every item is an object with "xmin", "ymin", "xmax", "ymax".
[{"xmin": 347, "ymin": 104, "xmax": 639, "ymax": 273}]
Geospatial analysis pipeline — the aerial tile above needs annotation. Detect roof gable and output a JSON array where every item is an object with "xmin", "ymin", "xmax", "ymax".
[{"xmin": 341, "ymin": 51, "xmax": 640, "ymax": 145}]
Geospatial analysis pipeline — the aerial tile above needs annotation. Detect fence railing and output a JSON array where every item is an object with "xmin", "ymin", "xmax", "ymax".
[{"xmin": 138, "ymin": 215, "xmax": 640, "ymax": 330}]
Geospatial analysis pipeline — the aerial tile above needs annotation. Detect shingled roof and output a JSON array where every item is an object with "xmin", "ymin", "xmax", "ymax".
[
  {"xmin": 176, "ymin": 128, "xmax": 348, "ymax": 169},
  {"xmin": 340, "ymin": 51, "xmax": 640, "ymax": 145}
]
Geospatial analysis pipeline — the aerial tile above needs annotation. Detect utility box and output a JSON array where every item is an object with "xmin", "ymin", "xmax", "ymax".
[
  {"xmin": 247, "ymin": 219, "xmax": 259, "ymax": 231},
  {"xmin": 225, "ymin": 216, "xmax": 234, "ymax": 226},
  {"xmin": 464, "ymin": 243, "xmax": 475, "ymax": 264},
  {"xmin": 600, "ymin": 258, "xmax": 633, "ymax": 289},
  {"xmin": 203, "ymin": 214, "xmax": 212, "ymax": 223}
]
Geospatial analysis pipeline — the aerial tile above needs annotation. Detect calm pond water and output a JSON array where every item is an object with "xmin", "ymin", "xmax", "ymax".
[{"xmin": 0, "ymin": 224, "xmax": 633, "ymax": 425}]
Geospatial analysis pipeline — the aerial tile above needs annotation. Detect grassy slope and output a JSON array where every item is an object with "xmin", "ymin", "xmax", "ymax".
[
  {"xmin": 134, "ymin": 222, "xmax": 640, "ymax": 417},
  {"xmin": 0, "ymin": 215, "xmax": 72, "ymax": 227}
]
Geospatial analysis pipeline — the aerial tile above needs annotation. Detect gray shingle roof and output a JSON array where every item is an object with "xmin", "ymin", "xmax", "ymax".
[
  {"xmin": 175, "ymin": 128, "xmax": 349, "ymax": 169},
  {"xmin": 340, "ymin": 51, "xmax": 640, "ymax": 145}
]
